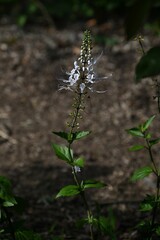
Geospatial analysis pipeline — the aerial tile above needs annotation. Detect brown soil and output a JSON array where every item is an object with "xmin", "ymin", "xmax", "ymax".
[{"xmin": 0, "ymin": 20, "xmax": 160, "ymax": 239}]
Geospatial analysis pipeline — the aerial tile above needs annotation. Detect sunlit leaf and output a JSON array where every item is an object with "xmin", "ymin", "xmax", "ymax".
[
  {"xmin": 126, "ymin": 128, "xmax": 144, "ymax": 137},
  {"xmin": 52, "ymin": 144, "xmax": 73, "ymax": 163},
  {"xmin": 82, "ymin": 180, "xmax": 106, "ymax": 190},
  {"xmin": 74, "ymin": 157, "xmax": 85, "ymax": 168},
  {"xmin": 140, "ymin": 203, "xmax": 153, "ymax": 212},
  {"xmin": 52, "ymin": 131, "xmax": 90, "ymax": 143},
  {"xmin": 0, "ymin": 176, "xmax": 17, "ymax": 206},
  {"xmin": 131, "ymin": 166, "xmax": 153, "ymax": 181},
  {"xmin": 56, "ymin": 185, "xmax": 80, "ymax": 198},
  {"xmin": 73, "ymin": 131, "xmax": 91, "ymax": 140},
  {"xmin": 142, "ymin": 115, "xmax": 155, "ymax": 132}
]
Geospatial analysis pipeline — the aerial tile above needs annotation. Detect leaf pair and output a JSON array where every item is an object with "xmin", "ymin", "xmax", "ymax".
[
  {"xmin": 53, "ymin": 131, "xmax": 90, "ymax": 143},
  {"xmin": 127, "ymin": 115, "xmax": 155, "ymax": 138},
  {"xmin": 127, "ymin": 115, "xmax": 160, "ymax": 152},
  {"xmin": 56, "ymin": 180, "xmax": 106, "ymax": 198}
]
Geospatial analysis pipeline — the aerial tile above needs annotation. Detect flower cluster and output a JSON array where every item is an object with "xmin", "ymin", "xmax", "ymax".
[{"xmin": 59, "ymin": 30, "xmax": 112, "ymax": 94}]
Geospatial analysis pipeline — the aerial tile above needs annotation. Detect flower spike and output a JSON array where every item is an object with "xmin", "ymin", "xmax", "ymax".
[{"xmin": 59, "ymin": 30, "xmax": 112, "ymax": 93}]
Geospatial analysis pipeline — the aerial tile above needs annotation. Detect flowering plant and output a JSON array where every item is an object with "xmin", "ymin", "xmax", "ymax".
[{"xmin": 52, "ymin": 30, "xmax": 115, "ymax": 240}]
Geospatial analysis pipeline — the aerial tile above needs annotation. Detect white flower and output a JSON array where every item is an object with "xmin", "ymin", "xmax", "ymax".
[
  {"xmin": 59, "ymin": 56, "xmax": 112, "ymax": 93},
  {"xmin": 58, "ymin": 31, "xmax": 112, "ymax": 93},
  {"xmin": 74, "ymin": 166, "xmax": 81, "ymax": 173},
  {"xmin": 80, "ymin": 83, "xmax": 86, "ymax": 93}
]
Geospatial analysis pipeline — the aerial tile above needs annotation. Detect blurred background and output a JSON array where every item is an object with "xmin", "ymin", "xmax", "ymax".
[
  {"xmin": 0, "ymin": 0, "xmax": 160, "ymax": 31},
  {"xmin": 0, "ymin": 0, "xmax": 160, "ymax": 239}
]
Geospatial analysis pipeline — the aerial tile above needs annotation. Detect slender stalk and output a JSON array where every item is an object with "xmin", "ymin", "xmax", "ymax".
[
  {"xmin": 68, "ymin": 92, "xmax": 94, "ymax": 240},
  {"xmin": 146, "ymin": 139, "xmax": 160, "ymax": 240},
  {"xmin": 146, "ymin": 139, "xmax": 158, "ymax": 174},
  {"xmin": 69, "ymin": 92, "xmax": 82, "ymax": 131}
]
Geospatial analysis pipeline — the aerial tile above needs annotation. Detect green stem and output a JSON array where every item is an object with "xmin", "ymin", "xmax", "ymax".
[
  {"xmin": 68, "ymin": 92, "xmax": 94, "ymax": 240},
  {"xmin": 146, "ymin": 139, "xmax": 158, "ymax": 174},
  {"xmin": 146, "ymin": 139, "xmax": 160, "ymax": 240}
]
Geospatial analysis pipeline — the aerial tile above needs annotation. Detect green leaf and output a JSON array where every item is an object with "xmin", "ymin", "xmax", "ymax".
[
  {"xmin": 142, "ymin": 115, "xmax": 155, "ymax": 132},
  {"xmin": 140, "ymin": 203, "xmax": 153, "ymax": 212},
  {"xmin": 131, "ymin": 166, "xmax": 153, "ymax": 181},
  {"xmin": 126, "ymin": 128, "xmax": 144, "ymax": 137},
  {"xmin": 149, "ymin": 137, "xmax": 160, "ymax": 147},
  {"xmin": 52, "ymin": 144, "xmax": 73, "ymax": 163},
  {"xmin": 52, "ymin": 131, "xmax": 90, "ymax": 143},
  {"xmin": 129, "ymin": 145, "xmax": 145, "ymax": 151},
  {"xmin": 82, "ymin": 180, "xmax": 106, "ymax": 190},
  {"xmin": 73, "ymin": 131, "xmax": 91, "ymax": 140},
  {"xmin": 3, "ymin": 200, "xmax": 16, "ymax": 207},
  {"xmin": 56, "ymin": 185, "xmax": 80, "ymax": 198},
  {"xmin": 52, "ymin": 132, "xmax": 69, "ymax": 141},
  {"xmin": 74, "ymin": 157, "xmax": 85, "ymax": 168},
  {"xmin": 125, "ymin": 0, "xmax": 151, "ymax": 39},
  {"xmin": 136, "ymin": 46, "xmax": 160, "ymax": 80},
  {"xmin": 0, "ymin": 176, "xmax": 17, "ymax": 206}
]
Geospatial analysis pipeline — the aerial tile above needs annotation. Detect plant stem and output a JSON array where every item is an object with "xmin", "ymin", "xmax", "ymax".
[
  {"xmin": 138, "ymin": 36, "xmax": 145, "ymax": 55},
  {"xmin": 68, "ymin": 92, "xmax": 94, "ymax": 240},
  {"xmin": 146, "ymin": 139, "xmax": 160, "ymax": 239},
  {"xmin": 146, "ymin": 139, "xmax": 158, "ymax": 174}
]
